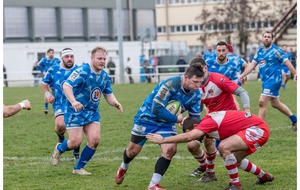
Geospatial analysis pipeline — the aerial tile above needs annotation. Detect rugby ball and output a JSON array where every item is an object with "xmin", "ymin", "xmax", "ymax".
[{"xmin": 166, "ymin": 100, "xmax": 182, "ymax": 115}]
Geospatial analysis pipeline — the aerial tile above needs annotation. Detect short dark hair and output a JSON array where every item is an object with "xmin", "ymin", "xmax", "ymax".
[
  {"xmin": 184, "ymin": 65, "xmax": 204, "ymax": 78},
  {"xmin": 262, "ymin": 31, "xmax": 273, "ymax": 38},
  {"xmin": 182, "ymin": 117, "xmax": 201, "ymax": 133},
  {"xmin": 47, "ymin": 48, "xmax": 54, "ymax": 53},
  {"xmin": 216, "ymin": 41, "xmax": 228, "ymax": 48},
  {"xmin": 189, "ymin": 56, "xmax": 207, "ymax": 68}
]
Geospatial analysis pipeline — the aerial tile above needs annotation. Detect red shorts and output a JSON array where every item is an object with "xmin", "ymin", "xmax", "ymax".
[{"xmin": 236, "ymin": 123, "xmax": 270, "ymax": 155}]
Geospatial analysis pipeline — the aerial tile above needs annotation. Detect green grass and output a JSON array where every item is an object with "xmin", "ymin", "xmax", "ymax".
[{"xmin": 3, "ymin": 81, "xmax": 297, "ymax": 190}]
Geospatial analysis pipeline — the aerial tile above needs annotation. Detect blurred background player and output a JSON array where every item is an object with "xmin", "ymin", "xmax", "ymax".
[
  {"xmin": 239, "ymin": 31, "xmax": 297, "ymax": 131},
  {"xmin": 106, "ymin": 57, "xmax": 116, "ymax": 84},
  {"xmin": 52, "ymin": 46, "xmax": 123, "ymax": 175},
  {"xmin": 115, "ymin": 63, "xmax": 204, "ymax": 190},
  {"xmin": 37, "ymin": 48, "xmax": 61, "ymax": 114},
  {"xmin": 280, "ymin": 45, "xmax": 291, "ymax": 89},
  {"xmin": 203, "ymin": 44, "xmax": 216, "ymax": 60},
  {"xmin": 41, "ymin": 48, "xmax": 80, "ymax": 162}
]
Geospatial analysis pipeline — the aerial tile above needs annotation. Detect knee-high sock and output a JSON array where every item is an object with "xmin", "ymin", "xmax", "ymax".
[
  {"xmin": 74, "ymin": 145, "xmax": 96, "ymax": 170},
  {"xmin": 149, "ymin": 156, "xmax": 171, "ymax": 187},
  {"xmin": 239, "ymin": 158, "xmax": 264, "ymax": 178},
  {"xmin": 206, "ymin": 150, "xmax": 217, "ymax": 174},
  {"xmin": 120, "ymin": 149, "xmax": 134, "ymax": 170},
  {"xmin": 223, "ymin": 153, "xmax": 241, "ymax": 187},
  {"xmin": 57, "ymin": 140, "xmax": 70, "ymax": 153},
  {"xmin": 193, "ymin": 148, "xmax": 207, "ymax": 171}
]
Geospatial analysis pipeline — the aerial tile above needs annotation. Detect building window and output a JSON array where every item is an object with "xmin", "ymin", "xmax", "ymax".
[
  {"xmin": 136, "ymin": 10, "xmax": 155, "ymax": 38},
  {"xmin": 188, "ymin": 25, "xmax": 193, "ymax": 31},
  {"xmin": 88, "ymin": 9, "xmax": 109, "ymax": 37},
  {"xmin": 176, "ymin": 26, "xmax": 181, "ymax": 32},
  {"xmin": 194, "ymin": 25, "xmax": 199, "ymax": 31},
  {"xmin": 157, "ymin": 26, "xmax": 166, "ymax": 33},
  {"xmin": 4, "ymin": 7, "xmax": 29, "ymax": 37},
  {"xmin": 251, "ymin": 22, "xmax": 256, "ymax": 29},
  {"xmin": 257, "ymin": 21, "xmax": 262, "ymax": 29},
  {"xmin": 170, "ymin": 26, "xmax": 175, "ymax": 32},
  {"xmin": 182, "ymin": 25, "xmax": 186, "ymax": 32},
  {"xmin": 61, "ymin": 8, "xmax": 83, "ymax": 36},
  {"xmin": 34, "ymin": 8, "xmax": 57, "ymax": 37}
]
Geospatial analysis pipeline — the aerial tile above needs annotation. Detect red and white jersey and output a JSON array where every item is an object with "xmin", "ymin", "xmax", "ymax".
[
  {"xmin": 196, "ymin": 110, "xmax": 268, "ymax": 140},
  {"xmin": 200, "ymin": 72, "xmax": 239, "ymax": 112}
]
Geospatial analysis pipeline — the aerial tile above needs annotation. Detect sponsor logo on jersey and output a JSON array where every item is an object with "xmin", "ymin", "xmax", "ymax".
[
  {"xmin": 245, "ymin": 126, "xmax": 264, "ymax": 142},
  {"xmin": 69, "ymin": 72, "xmax": 79, "ymax": 82},
  {"xmin": 158, "ymin": 86, "xmax": 169, "ymax": 100},
  {"xmin": 90, "ymin": 87, "xmax": 101, "ymax": 103},
  {"xmin": 259, "ymin": 60, "xmax": 266, "ymax": 67}
]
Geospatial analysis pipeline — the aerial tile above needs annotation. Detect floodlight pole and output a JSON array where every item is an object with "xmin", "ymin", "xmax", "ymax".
[{"xmin": 116, "ymin": 0, "xmax": 125, "ymax": 84}]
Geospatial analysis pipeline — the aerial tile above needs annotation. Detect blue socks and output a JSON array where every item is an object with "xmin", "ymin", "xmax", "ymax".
[
  {"xmin": 289, "ymin": 115, "xmax": 297, "ymax": 123},
  {"xmin": 45, "ymin": 103, "xmax": 48, "ymax": 110},
  {"xmin": 57, "ymin": 140, "xmax": 70, "ymax": 153},
  {"xmin": 74, "ymin": 145, "xmax": 96, "ymax": 170}
]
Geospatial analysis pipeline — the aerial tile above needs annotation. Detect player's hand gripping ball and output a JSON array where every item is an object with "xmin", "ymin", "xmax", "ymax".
[{"xmin": 166, "ymin": 100, "xmax": 182, "ymax": 115}]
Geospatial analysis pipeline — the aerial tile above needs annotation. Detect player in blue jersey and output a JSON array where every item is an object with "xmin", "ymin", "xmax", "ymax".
[
  {"xmin": 38, "ymin": 48, "xmax": 61, "ymax": 114},
  {"xmin": 206, "ymin": 41, "xmax": 239, "ymax": 84},
  {"xmin": 203, "ymin": 44, "xmax": 217, "ymax": 60},
  {"xmin": 239, "ymin": 31, "xmax": 297, "ymax": 131},
  {"xmin": 227, "ymin": 44, "xmax": 248, "ymax": 86},
  {"xmin": 41, "ymin": 48, "xmax": 80, "ymax": 161},
  {"xmin": 51, "ymin": 46, "xmax": 123, "ymax": 175},
  {"xmin": 280, "ymin": 45, "xmax": 292, "ymax": 89},
  {"xmin": 115, "ymin": 65, "xmax": 204, "ymax": 190}
]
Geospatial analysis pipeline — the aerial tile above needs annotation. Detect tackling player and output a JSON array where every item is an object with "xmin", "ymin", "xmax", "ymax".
[
  {"xmin": 41, "ymin": 48, "xmax": 80, "ymax": 161},
  {"xmin": 115, "ymin": 65, "xmax": 204, "ymax": 190},
  {"xmin": 186, "ymin": 57, "xmax": 250, "ymax": 182},
  {"xmin": 147, "ymin": 110, "xmax": 274, "ymax": 190}
]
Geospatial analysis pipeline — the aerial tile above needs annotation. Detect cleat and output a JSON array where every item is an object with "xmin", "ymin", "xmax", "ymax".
[
  {"xmin": 256, "ymin": 172, "xmax": 274, "ymax": 185},
  {"xmin": 291, "ymin": 122, "xmax": 297, "ymax": 132},
  {"xmin": 148, "ymin": 184, "xmax": 167, "ymax": 190},
  {"xmin": 115, "ymin": 167, "xmax": 127, "ymax": 185},
  {"xmin": 197, "ymin": 172, "xmax": 217, "ymax": 183},
  {"xmin": 189, "ymin": 167, "xmax": 206, "ymax": 177},
  {"xmin": 44, "ymin": 110, "xmax": 48, "ymax": 114},
  {"xmin": 72, "ymin": 168, "xmax": 92, "ymax": 175},
  {"xmin": 52, "ymin": 143, "xmax": 61, "ymax": 166},
  {"xmin": 224, "ymin": 184, "xmax": 243, "ymax": 190}
]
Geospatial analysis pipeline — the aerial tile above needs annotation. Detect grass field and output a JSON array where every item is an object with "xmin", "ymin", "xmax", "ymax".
[{"xmin": 3, "ymin": 81, "xmax": 297, "ymax": 190}]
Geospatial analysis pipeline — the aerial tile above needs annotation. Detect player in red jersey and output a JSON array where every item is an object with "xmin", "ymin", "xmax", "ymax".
[
  {"xmin": 147, "ymin": 110, "xmax": 274, "ymax": 190},
  {"xmin": 185, "ymin": 57, "xmax": 250, "ymax": 182}
]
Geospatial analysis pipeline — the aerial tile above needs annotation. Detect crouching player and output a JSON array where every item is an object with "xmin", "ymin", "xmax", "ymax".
[{"xmin": 147, "ymin": 110, "xmax": 273, "ymax": 190}]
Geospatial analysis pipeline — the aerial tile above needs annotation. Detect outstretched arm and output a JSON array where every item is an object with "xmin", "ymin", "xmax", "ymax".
[
  {"xmin": 146, "ymin": 129, "xmax": 204, "ymax": 144},
  {"xmin": 3, "ymin": 99, "xmax": 31, "ymax": 118}
]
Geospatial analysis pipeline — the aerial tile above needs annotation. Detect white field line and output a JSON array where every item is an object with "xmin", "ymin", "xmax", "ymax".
[
  {"xmin": 3, "ymin": 144, "xmax": 194, "ymax": 167},
  {"xmin": 3, "ymin": 125, "xmax": 292, "ymax": 167}
]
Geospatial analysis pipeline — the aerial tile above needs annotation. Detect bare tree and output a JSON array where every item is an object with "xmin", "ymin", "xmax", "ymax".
[{"xmin": 195, "ymin": 0, "xmax": 290, "ymax": 55}]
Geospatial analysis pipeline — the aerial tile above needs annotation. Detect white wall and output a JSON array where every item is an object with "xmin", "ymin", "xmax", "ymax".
[{"xmin": 3, "ymin": 41, "xmax": 188, "ymax": 86}]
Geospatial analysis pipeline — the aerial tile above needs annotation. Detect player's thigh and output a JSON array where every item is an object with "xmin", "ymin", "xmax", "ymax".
[
  {"xmin": 84, "ymin": 122, "xmax": 100, "ymax": 142},
  {"xmin": 187, "ymin": 140, "xmax": 201, "ymax": 152},
  {"xmin": 67, "ymin": 127, "xmax": 84, "ymax": 143},
  {"xmin": 219, "ymin": 135, "xmax": 248, "ymax": 153},
  {"xmin": 55, "ymin": 115, "xmax": 65, "ymax": 128},
  {"xmin": 161, "ymin": 143, "xmax": 177, "ymax": 159}
]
